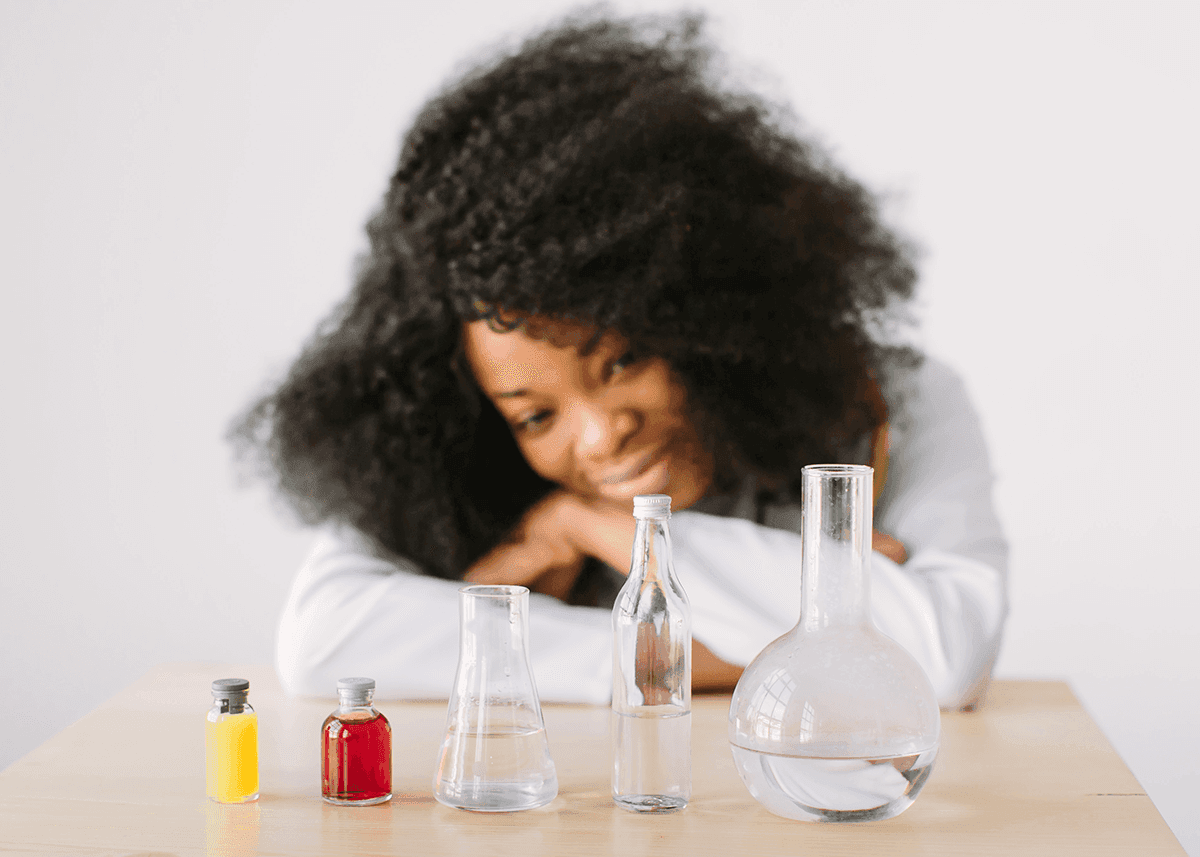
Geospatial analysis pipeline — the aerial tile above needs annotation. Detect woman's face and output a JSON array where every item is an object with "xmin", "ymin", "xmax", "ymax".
[{"xmin": 463, "ymin": 317, "xmax": 713, "ymax": 509}]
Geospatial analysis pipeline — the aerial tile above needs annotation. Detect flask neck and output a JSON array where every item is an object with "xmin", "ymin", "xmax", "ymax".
[
  {"xmin": 799, "ymin": 465, "xmax": 873, "ymax": 632},
  {"xmin": 457, "ymin": 585, "xmax": 532, "ymax": 668},
  {"xmin": 629, "ymin": 516, "xmax": 673, "ymax": 584},
  {"xmin": 448, "ymin": 585, "xmax": 547, "ymax": 736}
]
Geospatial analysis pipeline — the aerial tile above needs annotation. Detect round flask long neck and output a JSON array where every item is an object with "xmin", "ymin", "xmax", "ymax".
[{"xmin": 799, "ymin": 465, "xmax": 873, "ymax": 632}]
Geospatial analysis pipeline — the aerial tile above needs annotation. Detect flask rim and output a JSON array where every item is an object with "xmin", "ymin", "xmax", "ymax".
[
  {"xmin": 802, "ymin": 463, "xmax": 873, "ymax": 477},
  {"xmin": 458, "ymin": 584, "xmax": 529, "ymax": 598}
]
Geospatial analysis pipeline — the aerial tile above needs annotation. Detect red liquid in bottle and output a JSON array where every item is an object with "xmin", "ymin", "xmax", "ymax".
[{"xmin": 322, "ymin": 708, "xmax": 392, "ymax": 804}]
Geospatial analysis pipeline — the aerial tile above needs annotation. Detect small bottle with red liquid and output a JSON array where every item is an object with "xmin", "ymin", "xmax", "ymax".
[{"xmin": 322, "ymin": 677, "xmax": 392, "ymax": 805}]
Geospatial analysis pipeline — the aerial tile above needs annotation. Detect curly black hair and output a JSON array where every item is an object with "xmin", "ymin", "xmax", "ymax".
[{"xmin": 230, "ymin": 10, "xmax": 919, "ymax": 582}]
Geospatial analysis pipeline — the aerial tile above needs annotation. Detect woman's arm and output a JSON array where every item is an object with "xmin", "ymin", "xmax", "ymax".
[
  {"xmin": 870, "ymin": 357, "xmax": 1009, "ymax": 708},
  {"xmin": 275, "ymin": 525, "xmax": 612, "ymax": 703}
]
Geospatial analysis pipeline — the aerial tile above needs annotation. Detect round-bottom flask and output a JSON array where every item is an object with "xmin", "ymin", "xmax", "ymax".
[{"xmin": 729, "ymin": 465, "xmax": 940, "ymax": 822}]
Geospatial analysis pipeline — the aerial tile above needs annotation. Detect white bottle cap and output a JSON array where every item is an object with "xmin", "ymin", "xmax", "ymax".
[{"xmin": 632, "ymin": 494, "xmax": 672, "ymax": 519}]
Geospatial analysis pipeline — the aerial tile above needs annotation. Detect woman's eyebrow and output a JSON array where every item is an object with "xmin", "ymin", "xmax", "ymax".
[
  {"xmin": 493, "ymin": 388, "xmax": 530, "ymax": 399},
  {"xmin": 579, "ymin": 329, "xmax": 605, "ymax": 356}
]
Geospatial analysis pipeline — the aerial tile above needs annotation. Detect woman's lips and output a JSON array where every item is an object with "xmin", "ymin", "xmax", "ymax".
[
  {"xmin": 599, "ymin": 450, "xmax": 654, "ymax": 486},
  {"xmin": 595, "ymin": 453, "xmax": 670, "ymax": 499}
]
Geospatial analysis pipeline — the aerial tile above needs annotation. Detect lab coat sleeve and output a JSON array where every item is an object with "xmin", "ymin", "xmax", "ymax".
[
  {"xmin": 275, "ymin": 526, "xmax": 613, "ymax": 703},
  {"xmin": 668, "ymin": 357, "xmax": 1008, "ymax": 710}
]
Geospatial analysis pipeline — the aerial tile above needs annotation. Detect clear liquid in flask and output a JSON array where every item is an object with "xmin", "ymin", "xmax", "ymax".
[
  {"xmin": 730, "ymin": 744, "xmax": 937, "ymax": 822},
  {"xmin": 434, "ymin": 725, "xmax": 558, "ymax": 812}
]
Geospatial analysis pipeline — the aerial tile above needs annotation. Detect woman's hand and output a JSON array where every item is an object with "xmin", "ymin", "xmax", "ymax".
[
  {"xmin": 465, "ymin": 492, "xmax": 771, "ymax": 691},
  {"xmin": 464, "ymin": 492, "xmax": 640, "ymax": 600},
  {"xmin": 872, "ymin": 531, "xmax": 908, "ymax": 564},
  {"xmin": 464, "ymin": 491, "xmax": 588, "ymax": 600}
]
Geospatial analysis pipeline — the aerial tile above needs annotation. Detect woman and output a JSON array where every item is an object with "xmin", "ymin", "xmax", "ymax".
[{"xmin": 231, "ymin": 13, "xmax": 1007, "ymax": 710}]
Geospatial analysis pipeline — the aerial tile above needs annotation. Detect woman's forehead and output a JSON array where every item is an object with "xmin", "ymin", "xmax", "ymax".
[
  {"xmin": 471, "ymin": 313, "xmax": 610, "ymax": 353},
  {"xmin": 462, "ymin": 316, "xmax": 621, "ymax": 394},
  {"xmin": 462, "ymin": 319, "xmax": 565, "ymax": 395}
]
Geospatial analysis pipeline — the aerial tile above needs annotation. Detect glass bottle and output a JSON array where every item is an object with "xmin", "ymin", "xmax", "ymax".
[
  {"xmin": 434, "ymin": 584, "xmax": 558, "ymax": 811},
  {"xmin": 729, "ymin": 464, "xmax": 940, "ymax": 822},
  {"xmin": 322, "ymin": 677, "xmax": 393, "ymax": 805},
  {"xmin": 205, "ymin": 678, "xmax": 259, "ymax": 803},
  {"xmin": 612, "ymin": 493, "xmax": 691, "ymax": 812}
]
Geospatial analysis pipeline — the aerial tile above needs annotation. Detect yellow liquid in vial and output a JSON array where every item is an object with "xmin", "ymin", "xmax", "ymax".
[{"xmin": 206, "ymin": 712, "xmax": 259, "ymax": 802}]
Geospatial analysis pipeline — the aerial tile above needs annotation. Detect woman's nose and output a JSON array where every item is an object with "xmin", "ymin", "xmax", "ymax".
[{"xmin": 575, "ymin": 402, "xmax": 639, "ymax": 460}]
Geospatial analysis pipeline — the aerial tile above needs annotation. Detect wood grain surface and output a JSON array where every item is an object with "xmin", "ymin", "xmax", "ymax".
[{"xmin": 0, "ymin": 663, "xmax": 1184, "ymax": 856}]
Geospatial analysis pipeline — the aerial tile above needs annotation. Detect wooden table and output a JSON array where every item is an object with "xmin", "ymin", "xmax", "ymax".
[{"xmin": 0, "ymin": 663, "xmax": 1184, "ymax": 856}]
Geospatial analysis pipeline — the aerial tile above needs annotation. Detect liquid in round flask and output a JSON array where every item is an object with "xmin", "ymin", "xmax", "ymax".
[{"xmin": 730, "ymin": 743, "xmax": 938, "ymax": 821}]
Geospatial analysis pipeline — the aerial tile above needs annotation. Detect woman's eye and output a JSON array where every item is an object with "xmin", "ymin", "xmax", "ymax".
[
  {"xmin": 516, "ymin": 410, "xmax": 553, "ymax": 432},
  {"xmin": 609, "ymin": 351, "xmax": 638, "ymax": 378}
]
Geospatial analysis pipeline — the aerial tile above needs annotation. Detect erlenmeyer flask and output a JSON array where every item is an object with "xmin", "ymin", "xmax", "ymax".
[
  {"xmin": 729, "ymin": 464, "xmax": 940, "ymax": 822},
  {"xmin": 433, "ymin": 585, "xmax": 558, "ymax": 811}
]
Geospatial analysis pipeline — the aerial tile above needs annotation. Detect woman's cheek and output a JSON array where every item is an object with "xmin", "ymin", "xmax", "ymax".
[{"xmin": 519, "ymin": 433, "xmax": 571, "ymax": 486}]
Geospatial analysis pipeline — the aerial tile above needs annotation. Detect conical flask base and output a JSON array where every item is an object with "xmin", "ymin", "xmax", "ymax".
[{"xmin": 434, "ymin": 722, "xmax": 558, "ymax": 812}]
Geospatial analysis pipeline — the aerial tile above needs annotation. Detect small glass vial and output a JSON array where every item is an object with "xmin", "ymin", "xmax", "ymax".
[
  {"xmin": 322, "ymin": 677, "xmax": 393, "ymax": 805},
  {"xmin": 612, "ymin": 494, "xmax": 692, "ymax": 812},
  {"xmin": 206, "ymin": 678, "xmax": 259, "ymax": 803}
]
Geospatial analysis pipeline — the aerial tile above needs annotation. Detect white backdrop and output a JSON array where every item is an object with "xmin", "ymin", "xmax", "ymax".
[{"xmin": 2, "ymin": 1, "xmax": 1197, "ymax": 852}]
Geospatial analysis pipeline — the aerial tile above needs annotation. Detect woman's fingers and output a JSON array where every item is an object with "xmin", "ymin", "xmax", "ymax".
[
  {"xmin": 464, "ymin": 542, "xmax": 543, "ymax": 586},
  {"xmin": 530, "ymin": 560, "xmax": 584, "ymax": 601},
  {"xmin": 872, "ymin": 531, "xmax": 908, "ymax": 564}
]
